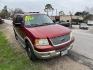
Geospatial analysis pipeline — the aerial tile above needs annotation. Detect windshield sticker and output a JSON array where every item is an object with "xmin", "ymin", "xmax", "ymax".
[{"xmin": 25, "ymin": 16, "xmax": 34, "ymax": 22}]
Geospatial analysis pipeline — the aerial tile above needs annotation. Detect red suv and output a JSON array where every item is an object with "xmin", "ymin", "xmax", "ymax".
[{"xmin": 13, "ymin": 13, "xmax": 74, "ymax": 61}]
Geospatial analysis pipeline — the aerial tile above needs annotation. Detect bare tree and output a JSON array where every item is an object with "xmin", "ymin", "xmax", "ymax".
[
  {"xmin": 13, "ymin": 8, "xmax": 24, "ymax": 15},
  {"xmin": 85, "ymin": 7, "xmax": 93, "ymax": 14}
]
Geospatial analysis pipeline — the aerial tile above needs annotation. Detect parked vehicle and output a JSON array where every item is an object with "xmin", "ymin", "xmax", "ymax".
[
  {"xmin": 59, "ymin": 21, "xmax": 70, "ymax": 27},
  {"xmin": 13, "ymin": 13, "xmax": 74, "ymax": 61},
  {"xmin": 0, "ymin": 17, "xmax": 4, "ymax": 24},
  {"xmin": 79, "ymin": 23, "xmax": 88, "ymax": 30},
  {"xmin": 87, "ymin": 20, "xmax": 93, "ymax": 26},
  {"xmin": 71, "ymin": 19, "xmax": 83, "ymax": 25}
]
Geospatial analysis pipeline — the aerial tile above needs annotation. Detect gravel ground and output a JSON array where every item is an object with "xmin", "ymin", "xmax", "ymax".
[{"xmin": 0, "ymin": 22, "xmax": 91, "ymax": 70}]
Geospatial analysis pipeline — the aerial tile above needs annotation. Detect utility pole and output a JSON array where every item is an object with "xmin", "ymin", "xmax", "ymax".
[
  {"xmin": 56, "ymin": 9, "xmax": 57, "ymax": 16},
  {"xmin": 69, "ymin": 11, "xmax": 73, "ymax": 28}
]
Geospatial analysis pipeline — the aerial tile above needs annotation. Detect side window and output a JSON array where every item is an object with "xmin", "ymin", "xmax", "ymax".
[{"xmin": 13, "ymin": 15, "xmax": 23, "ymax": 23}]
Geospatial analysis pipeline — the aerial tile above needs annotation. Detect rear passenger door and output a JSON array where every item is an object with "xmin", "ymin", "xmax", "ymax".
[{"xmin": 13, "ymin": 15, "xmax": 26, "ymax": 43}]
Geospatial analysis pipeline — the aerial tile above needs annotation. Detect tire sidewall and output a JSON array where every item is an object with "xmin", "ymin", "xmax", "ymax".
[{"xmin": 25, "ymin": 41, "xmax": 37, "ymax": 61}]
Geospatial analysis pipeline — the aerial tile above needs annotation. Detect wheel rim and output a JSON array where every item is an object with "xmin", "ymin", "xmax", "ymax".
[
  {"xmin": 26, "ymin": 42, "xmax": 37, "ymax": 60},
  {"xmin": 27, "ymin": 47, "xmax": 32, "ymax": 58}
]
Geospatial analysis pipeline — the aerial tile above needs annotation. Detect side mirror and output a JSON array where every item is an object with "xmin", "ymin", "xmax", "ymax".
[
  {"xmin": 53, "ymin": 20, "xmax": 56, "ymax": 23},
  {"xmin": 13, "ymin": 20, "xmax": 24, "ymax": 27},
  {"xmin": 13, "ymin": 22, "xmax": 22, "ymax": 27},
  {"xmin": 15, "ymin": 23, "xmax": 21, "ymax": 25},
  {"xmin": 55, "ymin": 21, "xmax": 59, "ymax": 24}
]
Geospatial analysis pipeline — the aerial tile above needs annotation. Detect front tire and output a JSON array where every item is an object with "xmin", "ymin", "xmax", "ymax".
[{"xmin": 25, "ymin": 41, "xmax": 37, "ymax": 61}]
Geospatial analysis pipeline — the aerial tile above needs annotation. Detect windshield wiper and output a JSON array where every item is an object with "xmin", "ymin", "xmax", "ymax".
[
  {"xmin": 30, "ymin": 24, "xmax": 44, "ymax": 27},
  {"xmin": 43, "ymin": 23, "xmax": 54, "ymax": 25},
  {"xmin": 30, "ymin": 23, "xmax": 54, "ymax": 27}
]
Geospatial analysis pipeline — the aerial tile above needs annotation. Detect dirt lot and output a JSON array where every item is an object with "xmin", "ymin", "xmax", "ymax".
[{"xmin": 0, "ymin": 22, "xmax": 91, "ymax": 70}]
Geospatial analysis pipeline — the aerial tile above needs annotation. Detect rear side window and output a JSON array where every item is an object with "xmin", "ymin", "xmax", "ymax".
[{"xmin": 13, "ymin": 15, "xmax": 23, "ymax": 23}]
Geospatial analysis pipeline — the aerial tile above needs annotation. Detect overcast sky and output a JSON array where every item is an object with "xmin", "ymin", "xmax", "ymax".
[{"xmin": 0, "ymin": 0, "xmax": 93, "ymax": 14}]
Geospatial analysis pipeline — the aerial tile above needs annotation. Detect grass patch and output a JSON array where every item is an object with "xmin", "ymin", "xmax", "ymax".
[{"xmin": 0, "ymin": 32, "xmax": 42, "ymax": 70}]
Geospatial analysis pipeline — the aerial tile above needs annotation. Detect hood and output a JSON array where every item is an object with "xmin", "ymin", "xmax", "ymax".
[{"xmin": 26, "ymin": 24, "xmax": 71, "ymax": 38}]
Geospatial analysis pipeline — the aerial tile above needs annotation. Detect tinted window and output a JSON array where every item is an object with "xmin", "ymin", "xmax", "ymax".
[{"xmin": 15, "ymin": 15, "xmax": 23, "ymax": 23}]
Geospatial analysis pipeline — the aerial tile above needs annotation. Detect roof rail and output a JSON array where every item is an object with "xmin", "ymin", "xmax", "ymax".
[
  {"xmin": 23, "ymin": 12, "xmax": 39, "ymax": 15},
  {"xmin": 28, "ymin": 12, "xmax": 39, "ymax": 13}
]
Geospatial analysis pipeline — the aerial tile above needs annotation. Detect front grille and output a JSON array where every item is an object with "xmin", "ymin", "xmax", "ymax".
[{"xmin": 50, "ymin": 34, "xmax": 70, "ymax": 46}]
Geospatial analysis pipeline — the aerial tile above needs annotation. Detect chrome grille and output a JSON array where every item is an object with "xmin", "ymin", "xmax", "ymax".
[{"xmin": 50, "ymin": 34, "xmax": 70, "ymax": 46}]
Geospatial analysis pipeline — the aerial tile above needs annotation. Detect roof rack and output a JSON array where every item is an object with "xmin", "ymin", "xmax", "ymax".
[
  {"xmin": 24, "ymin": 12, "xmax": 39, "ymax": 14},
  {"xmin": 28, "ymin": 12, "xmax": 39, "ymax": 13}
]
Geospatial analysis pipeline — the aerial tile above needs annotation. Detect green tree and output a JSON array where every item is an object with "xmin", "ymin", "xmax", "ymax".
[
  {"xmin": 44, "ymin": 4, "xmax": 54, "ymax": 16},
  {"xmin": 75, "ymin": 11, "xmax": 89, "ymax": 17},
  {"xmin": 75, "ymin": 11, "xmax": 89, "ymax": 21},
  {"xmin": 0, "ymin": 6, "xmax": 10, "ymax": 19}
]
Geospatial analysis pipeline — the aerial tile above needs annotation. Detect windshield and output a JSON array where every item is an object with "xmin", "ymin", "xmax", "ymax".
[{"xmin": 24, "ymin": 14, "xmax": 53, "ymax": 27}]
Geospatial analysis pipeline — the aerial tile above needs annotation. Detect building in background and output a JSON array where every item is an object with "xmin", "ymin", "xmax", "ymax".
[{"xmin": 50, "ymin": 15, "xmax": 84, "ymax": 25}]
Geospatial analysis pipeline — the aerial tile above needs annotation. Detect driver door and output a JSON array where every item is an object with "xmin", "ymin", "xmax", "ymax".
[{"xmin": 13, "ymin": 15, "xmax": 26, "ymax": 44}]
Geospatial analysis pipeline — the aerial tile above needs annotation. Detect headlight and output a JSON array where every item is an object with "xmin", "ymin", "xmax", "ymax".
[{"xmin": 35, "ymin": 39, "xmax": 49, "ymax": 46}]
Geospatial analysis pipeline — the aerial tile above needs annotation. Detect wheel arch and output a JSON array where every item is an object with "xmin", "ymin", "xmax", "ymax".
[{"xmin": 24, "ymin": 37, "xmax": 34, "ymax": 50}]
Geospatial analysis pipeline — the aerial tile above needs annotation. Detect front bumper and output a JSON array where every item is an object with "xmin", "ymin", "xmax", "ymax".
[{"xmin": 34, "ymin": 44, "xmax": 73, "ymax": 59}]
